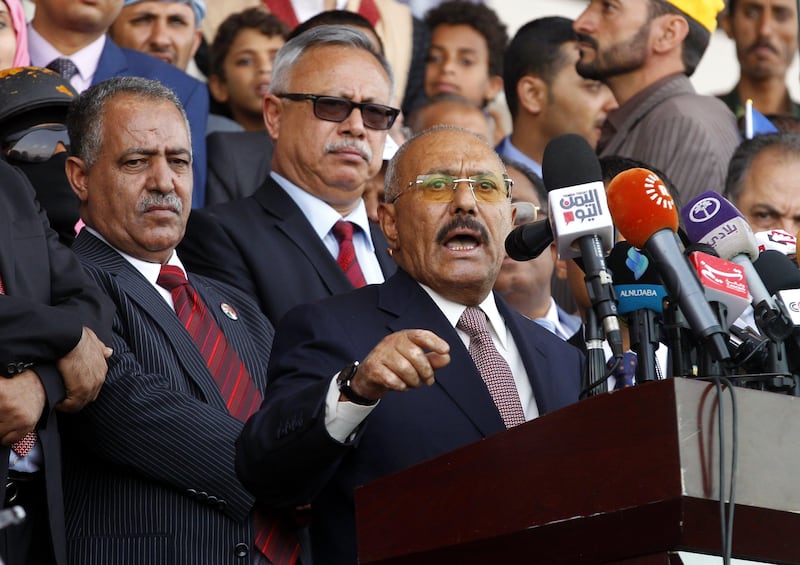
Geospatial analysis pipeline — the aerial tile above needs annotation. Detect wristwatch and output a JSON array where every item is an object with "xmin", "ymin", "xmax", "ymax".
[
  {"xmin": 337, "ymin": 362, "xmax": 378, "ymax": 406},
  {"xmin": 1, "ymin": 361, "xmax": 34, "ymax": 378}
]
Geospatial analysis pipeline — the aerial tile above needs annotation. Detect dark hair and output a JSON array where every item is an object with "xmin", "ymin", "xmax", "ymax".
[
  {"xmin": 286, "ymin": 10, "xmax": 385, "ymax": 54},
  {"xmin": 648, "ymin": 0, "xmax": 711, "ymax": 76},
  {"xmin": 424, "ymin": 0, "xmax": 508, "ymax": 78},
  {"xmin": 209, "ymin": 7, "xmax": 290, "ymax": 80},
  {"xmin": 724, "ymin": 132, "xmax": 800, "ymax": 203},
  {"xmin": 67, "ymin": 76, "xmax": 188, "ymax": 167},
  {"xmin": 503, "ymin": 17, "xmax": 576, "ymax": 119},
  {"xmin": 599, "ymin": 154, "xmax": 682, "ymax": 212},
  {"xmin": 502, "ymin": 157, "xmax": 547, "ymax": 213},
  {"xmin": 404, "ymin": 93, "xmax": 484, "ymax": 134}
]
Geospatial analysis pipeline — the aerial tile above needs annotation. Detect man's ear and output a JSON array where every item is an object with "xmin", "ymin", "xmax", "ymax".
[
  {"xmin": 517, "ymin": 75, "xmax": 548, "ymax": 115},
  {"xmin": 263, "ymin": 94, "xmax": 282, "ymax": 141},
  {"xmin": 378, "ymin": 202, "xmax": 399, "ymax": 252},
  {"xmin": 65, "ymin": 156, "xmax": 89, "ymax": 203},
  {"xmin": 652, "ymin": 14, "xmax": 689, "ymax": 56},
  {"xmin": 189, "ymin": 29, "xmax": 203, "ymax": 60}
]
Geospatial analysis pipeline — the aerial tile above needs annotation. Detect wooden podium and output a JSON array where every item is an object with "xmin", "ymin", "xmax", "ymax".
[{"xmin": 354, "ymin": 378, "xmax": 800, "ymax": 564}]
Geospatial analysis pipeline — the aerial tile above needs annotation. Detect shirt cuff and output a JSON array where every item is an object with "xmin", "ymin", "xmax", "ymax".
[{"xmin": 324, "ymin": 372, "xmax": 378, "ymax": 442}]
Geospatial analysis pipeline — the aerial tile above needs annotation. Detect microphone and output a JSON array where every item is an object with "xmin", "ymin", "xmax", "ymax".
[
  {"xmin": 682, "ymin": 191, "xmax": 793, "ymax": 343},
  {"xmin": 687, "ymin": 250, "xmax": 750, "ymax": 329},
  {"xmin": 607, "ymin": 241, "xmax": 666, "ymax": 383},
  {"xmin": 755, "ymin": 229, "xmax": 796, "ymax": 257},
  {"xmin": 505, "ymin": 219, "xmax": 553, "ymax": 261},
  {"xmin": 542, "ymin": 134, "xmax": 621, "ymax": 358},
  {"xmin": 607, "ymin": 168, "xmax": 730, "ymax": 363}
]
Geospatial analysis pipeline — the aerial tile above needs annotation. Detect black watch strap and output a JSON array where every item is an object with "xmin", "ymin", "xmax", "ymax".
[
  {"xmin": 337, "ymin": 361, "xmax": 378, "ymax": 406},
  {"xmin": 2, "ymin": 361, "xmax": 34, "ymax": 378}
]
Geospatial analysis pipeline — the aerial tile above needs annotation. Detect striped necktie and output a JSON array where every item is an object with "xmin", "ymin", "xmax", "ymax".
[
  {"xmin": 46, "ymin": 58, "xmax": 78, "ymax": 80},
  {"xmin": 157, "ymin": 266, "xmax": 300, "ymax": 564}
]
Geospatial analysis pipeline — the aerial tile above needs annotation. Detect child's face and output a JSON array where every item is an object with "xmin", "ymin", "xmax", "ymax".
[
  {"xmin": 424, "ymin": 23, "xmax": 501, "ymax": 107},
  {"xmin": 213, "ymin": 28, "xmax": 286, "ymax": 127}
]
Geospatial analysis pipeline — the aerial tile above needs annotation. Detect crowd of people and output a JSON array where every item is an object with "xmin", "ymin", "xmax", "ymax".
[{"xmin": 1, "ymin": 0, "xmax": 799, "ymax": 564}]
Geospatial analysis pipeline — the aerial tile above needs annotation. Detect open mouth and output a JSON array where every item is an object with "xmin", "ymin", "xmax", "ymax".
[{"xmin": 443, "ymin": 230, "xmax": 482, "ymax": 251}]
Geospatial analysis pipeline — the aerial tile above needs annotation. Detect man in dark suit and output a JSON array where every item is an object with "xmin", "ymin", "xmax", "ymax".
[
  {"xmin": 28, "ymin": 0, "xmax": 209, "ymax": 207},
  {"xmin": 205, "ymin": 130, "xmax": 273, "ymax": 205},
  {"xmin": 0, "ymin": 161, "xmax": 113, "ymax": 565},
  {"xmin": 236, "ymin": 126, "xmax": 584, "ymax": 565},
  {"xmin": 62, "ymin": 77, "xmax": 300, "ymax": 564},
  {"xmin": 179, "ymin": 27, "xmax": 398, "ymax": 326}
]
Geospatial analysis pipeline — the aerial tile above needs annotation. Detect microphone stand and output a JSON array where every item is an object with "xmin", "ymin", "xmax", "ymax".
[
  {"xmin": 584, "ymin": 308, "xmax": 608, "ymax": 396},
  {"xmin": 627, "ymin": 309, "xmax": 659, "ymax": 384},
  {"xmin": 664, "ymin": 297, "xmax": 693, "ymax": 378}
]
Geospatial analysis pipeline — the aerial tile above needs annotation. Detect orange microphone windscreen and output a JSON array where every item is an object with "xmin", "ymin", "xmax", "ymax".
[{"xmin": 606, "ymin": 167, "xmax": 679, "ymax": 249}]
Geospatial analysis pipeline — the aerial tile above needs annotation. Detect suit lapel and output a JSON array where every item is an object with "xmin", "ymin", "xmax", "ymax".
[
  {"xmin": 499, "ymin": 299, "xmax": 559, "ymax": 415},
  {"xmin": 93, "ymin": 38, "xmax": 127, "ymax": 85},
  {"xmin": 253, "ymin": 179, "xmax": 353, "ymax": 294},
  {"xmin": 73, "ymin": 233, "xmax": 228, "ymax": 410},
  {"xmin": 378, "ymin": 271, "xmax": 506, "ymax": 436}
]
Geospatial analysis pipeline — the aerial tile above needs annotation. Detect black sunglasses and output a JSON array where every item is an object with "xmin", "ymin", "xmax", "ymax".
[
  {"xmin": 276, "ymin": 93, "xmax": 400, "ymax": 130},
  {"xmin": 3, "ymin": 124, "xmax": 70, "ymax": 163}
]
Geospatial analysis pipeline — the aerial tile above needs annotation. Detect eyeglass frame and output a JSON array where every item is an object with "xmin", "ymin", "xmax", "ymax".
[
  {"xmin": 390, "ymin": 173, "xmax": 513, "ymax": 204},
  {"xmin": 274, "ymin": 93, "xmax": 400, "ymax": 131}
]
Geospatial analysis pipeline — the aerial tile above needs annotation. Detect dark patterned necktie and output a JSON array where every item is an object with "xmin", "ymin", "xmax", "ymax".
[
  {"xmin": 46, "ymin": 58, "xmax": 78, "ymax": 80},
  {"xmin": 457, "ymin": 307, "xmax": 525, "ymax": 428},
  {"xmin": 331, "ymin": 220, "xmax": 367, "ymax": 288},
  {"xmin": 0, "ymin": 275, "xmax": 39, "ymax": 457},
  {"xmin": 607, "ymin": 351, "xmax": 637, "ymax": 390},
  {"xmin": 156, "ymin": 266, "xmax": 300, "ymax": 565}
]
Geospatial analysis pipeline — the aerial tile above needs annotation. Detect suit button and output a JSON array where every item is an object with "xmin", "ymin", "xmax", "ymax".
[
  {"xmin": 234, "ymin": 542, "xmax": 249, "ymax": 559},
  {"xmin": 198, "ymin": 491, "xmax": 208, "ymax": 501},
  {"xmin": 208, "ymin": 495, "xmax": 219, "ymax": 505},
  {"xmin": 217, "ymin": 500, "xmax": 227, "ymax": 510},
  {"xmin": 187, "ymin": 488, "xmax": 198, "ymax": 499}
]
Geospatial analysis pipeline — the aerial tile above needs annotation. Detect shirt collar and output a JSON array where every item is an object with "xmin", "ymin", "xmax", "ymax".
[
  {"xmin": 495, "ymin": 136, "xmax": 542, "ymax": 178},
  {"xmin": 419, "ymin": 283, "xmax": 508, "ymax": 349},
  {"xmin": 271, "ymin": 171, "xmax": 375, "ymax": 251},
  {"xmin": 85, "ymin": 226, "xmax": 186, "ymax": 285},
  {"xmin": 27, "ymin": 25, "xmax": 106, "ymax": 83}
]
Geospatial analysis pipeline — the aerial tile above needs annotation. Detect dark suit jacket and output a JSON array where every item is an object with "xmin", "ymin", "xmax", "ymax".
[
  {"xmin": 179, "ymin": 176, "xmax": 397, "ymax": 325},
  {"xmin": 94, "ymin": 39, "xmax": 209, "ymax": 207},
  {"xmin": 236, "ymin": 268, "xmax": 584, "ymax": 565},
  {"xmin": 64, "ymin": 231, "xmax": 275, "ymax": 565},
  {"xmin": 205, "ymin": 130, "xmax": 273, "ymax": 206},
  {"xmin": 0, "ymin": 162, "xmax": 113, "ymax": 565}
]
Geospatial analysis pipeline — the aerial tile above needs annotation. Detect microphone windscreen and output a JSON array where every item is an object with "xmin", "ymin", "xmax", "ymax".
[
  {"xmin": 607, "ymin": 241, "xmax": 662, "ymax": 285},
  {"xmin": 542, "ymin": 134, "xmax": 602, "ymax": 191},
  {"xmin": 755, "ymin": 229, "xmax": 796, "ymax": 256},
  {"xmin": 608, "ymin": 241, "xmax": 667, "ymax": 314},
  {"xmin": 606, "ymin": 168, "xmax": 679, "ymax": 249},
  {"xmin": 681, "ymin": 191, "xmax": 759, "ymax": 261},
  {"xmin": 754, "ymin": 249, "xmax": 800, "ymax": 294}
]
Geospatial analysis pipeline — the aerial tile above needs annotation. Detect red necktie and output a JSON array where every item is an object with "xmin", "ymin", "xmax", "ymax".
[
  {"xmin": 156, "ymin": 266, "xmax": 300, "ymax": 565},
  {"xmin": 332, "ymin": 221, "xmax": 367, "ymax": 288},
  {"xmin": 457, "ymin": 307, "xmax": 526, "ymax": 429},
  {"xmin": 0, "ymin": 275, "xmax": 39, "ymax": 457}
]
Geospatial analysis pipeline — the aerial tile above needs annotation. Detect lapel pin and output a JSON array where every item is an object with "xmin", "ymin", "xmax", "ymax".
[{"xmin": 220, "ymin": 303, "xmax": 239, "ymax": 320}]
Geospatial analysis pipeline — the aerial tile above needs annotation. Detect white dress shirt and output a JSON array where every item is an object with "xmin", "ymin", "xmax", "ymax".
[
  {"xmin": 27, "ymin": 25, "xmax": 106, "ymax": 93},
  {"xmin": 272, "ymin": 172, "xmax": 385, "ymax": 285},
  {"xmin": 324, "ymin": 284, "xmax": 537, "ymax": 442}
]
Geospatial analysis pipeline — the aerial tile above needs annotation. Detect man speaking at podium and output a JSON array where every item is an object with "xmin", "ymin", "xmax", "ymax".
[{"xmin": 236, "ymin": 127, "xmax": 583, "ymax": 564}]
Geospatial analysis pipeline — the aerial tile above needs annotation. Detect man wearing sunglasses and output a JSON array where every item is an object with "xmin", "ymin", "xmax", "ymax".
[
  {"xmin": 236, "ymin": 126, "xmax": 584, "ymax": 564},
  {"xmin": 179, "ymin": 26, "xmax": 397, "ymax": 326}
]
